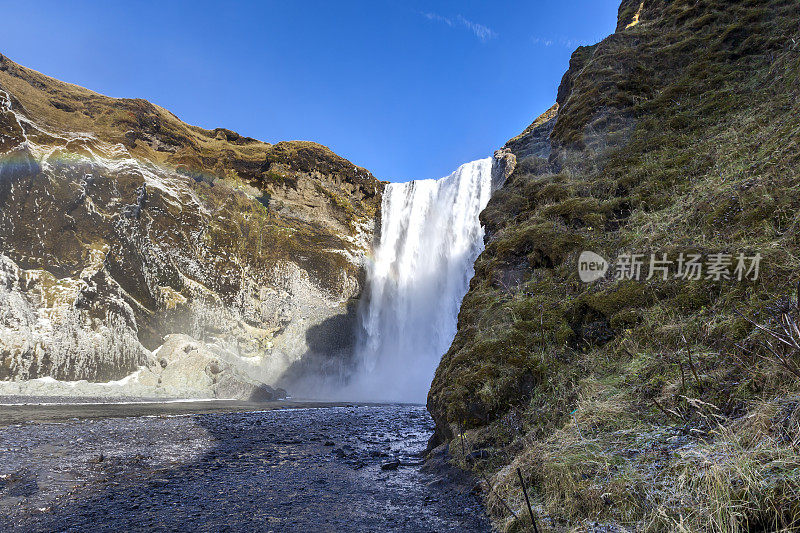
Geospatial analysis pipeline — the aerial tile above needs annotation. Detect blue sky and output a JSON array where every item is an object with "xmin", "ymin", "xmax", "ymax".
[{"xmin": 2, "ymin": 1, "xmax": 619, "ymax": 182}]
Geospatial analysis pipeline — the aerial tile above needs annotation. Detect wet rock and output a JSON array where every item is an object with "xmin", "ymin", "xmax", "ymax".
[
  {"xmin": 248, "ymin": 384, "xmax": 282, "ymax": 403},
  {"xmin": 2, "ymin": 471, "xmax": 38, "ymax": 497},
  {"xmin": 380, "ymin": 460, "xmax": 401, "ymax": 471},
  {"xmin": 129, "ymin": 335, "xmax": 288, "ymax": 402},
  {"xmin": 467, "ymin": 449, "xmax": 491, "ymax": 462},
  {"xmin": 369, "ymin": 449, "xmax": 390, "ymax": 458},
  {"xmin": 348, "ymin": 460, "xmax": 366, "ymax": 470}
]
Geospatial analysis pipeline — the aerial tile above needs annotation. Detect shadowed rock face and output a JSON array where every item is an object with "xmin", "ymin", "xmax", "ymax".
[{"xmin": 0, "ymin": 55, "xmax": 383, "ymax": 390}]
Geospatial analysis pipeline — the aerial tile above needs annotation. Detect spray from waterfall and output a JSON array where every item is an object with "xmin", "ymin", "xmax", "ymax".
[{"xmin": 344, "ymin": 157, "xmax": 495, "ymax": 402}]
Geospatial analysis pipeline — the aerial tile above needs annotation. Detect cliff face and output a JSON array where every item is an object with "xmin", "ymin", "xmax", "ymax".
[
  {"xmin": 0, "ymin": 55, "xmax": 382, "ymax": 392},
  {"xmin": 429, "ymin": 1, "xmax": 800, "ymax": 530}
]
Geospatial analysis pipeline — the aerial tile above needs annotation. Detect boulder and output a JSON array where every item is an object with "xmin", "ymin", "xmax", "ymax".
[{"xmin": 139, "ymin": 334, "xmax": 288, "ymax": 401}]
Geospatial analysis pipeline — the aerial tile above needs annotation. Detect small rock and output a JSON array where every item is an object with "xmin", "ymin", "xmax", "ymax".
[
  {"xmin": 467, "ymin": 449, "xmax": 491, "ymax": 462},
  {"xmin": 369, "ymin": 449, "xmax": 390, "ymax": 458},
  {"xmin": 381, "ymin": 460, "xmax": 401, "ymax": 471},
  {"xmin": 249, "ymin": 384, "xmax": 279, "ymax": 402}
]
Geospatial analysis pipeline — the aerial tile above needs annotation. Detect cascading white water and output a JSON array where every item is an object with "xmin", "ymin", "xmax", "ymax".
[{"xmin": 347, "ymin": 157, "xmax": 495, "ymax": 402}]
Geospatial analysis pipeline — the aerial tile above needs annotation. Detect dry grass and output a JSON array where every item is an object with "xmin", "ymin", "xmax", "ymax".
[
  {"xmin": 0, "ymin": 53, "xmax": 381, "ymax": 223},
  {"xmin": 428, "ymin": 0, "xmax": 800, "ymax": 530}
]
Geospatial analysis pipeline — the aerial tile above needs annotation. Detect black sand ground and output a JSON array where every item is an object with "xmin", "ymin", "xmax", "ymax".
[{"xmin": 0, "ymin": 402, "xmax": 490, "ymax": 532}]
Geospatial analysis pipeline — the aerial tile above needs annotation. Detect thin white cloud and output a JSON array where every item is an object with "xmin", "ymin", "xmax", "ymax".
[
  {"xmin": 423, "ymin": 12, "xmax": 453, "ymax": 26},
  {"xmin": 421, "ymin": 12, "xmax": 497, "ymax": 42},
  {"xmin": 531, "ymin": 36, "xmax": 598, "ymax": 49},
  {"xmin": 455, "ymin": 15, "xmax": 497, "ymax": 42}
]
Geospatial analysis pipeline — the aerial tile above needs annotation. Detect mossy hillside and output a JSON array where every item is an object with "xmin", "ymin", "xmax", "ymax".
[
  {"xmin": 429, "ymin": 0, "xmax": 800, "ymax": 530},
  {"xmin": 0, "ymin": 54, "xmax": 382, "ymax": 237}
]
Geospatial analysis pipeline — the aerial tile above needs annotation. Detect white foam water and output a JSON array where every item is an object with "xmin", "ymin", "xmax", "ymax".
[{"xmin": 347, "ymin": 158, "xmax": 494, "ymax": 402}]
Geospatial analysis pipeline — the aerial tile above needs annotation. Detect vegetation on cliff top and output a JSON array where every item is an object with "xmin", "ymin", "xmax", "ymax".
[
  {"xmin": 0, "ymin": 53, "xmax": 382, "ymax": 292},
  {"xmin": 429, "ymin": 0, "xmax": 800, "ymax": 530}
]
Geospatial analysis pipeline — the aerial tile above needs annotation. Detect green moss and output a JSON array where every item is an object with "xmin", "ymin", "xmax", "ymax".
[
  {"xmin": 609, "ymin": 308, "xmax": 641, "ymax": 329},
  {"xmin": 535, "ymin": 182, "xmax": 573, "ymax": 203},
  {"xmin": 429, "ymin": 0, "xmax": 800, "ymax": 530},
  {"xmin": 198, "ymin": 182, "xmax": 355, "ymax": 294},
  {"xmin": 543, "ymin": 197, "xmax": 605, "ymax": 227},
  {"xmin": 314, "ymin": 182, "xmax": 356, "ymax": 218},
  {"xmin": 582, "ymin": 281, "xmax": 655, "ymax": 317},
  {"xmin": 490, "ymin": 221, "xmax": 584, "ymax": 269},
  {"xmin": 262, "ymin": 170, "xmax": 298, "ymax": 189}
]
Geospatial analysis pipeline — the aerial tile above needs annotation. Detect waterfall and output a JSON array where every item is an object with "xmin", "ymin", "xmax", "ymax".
[{"xmin": 348, "ymin": 157, "xmax": 495, "ymax": 402}]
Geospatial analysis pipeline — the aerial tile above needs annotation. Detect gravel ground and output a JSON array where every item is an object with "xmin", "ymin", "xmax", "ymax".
[{"xmin": 0, "ymin": 403, "xmax": 490, "ymax": 532}]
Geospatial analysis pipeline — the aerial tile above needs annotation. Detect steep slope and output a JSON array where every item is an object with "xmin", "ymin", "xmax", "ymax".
[
  {"xmin": 0, "ymin": 54, "xmax": 382, "ymax": 395},
  {"xmin": 429, "ymin": 0, "xmax": 800, "ymax": 530}
]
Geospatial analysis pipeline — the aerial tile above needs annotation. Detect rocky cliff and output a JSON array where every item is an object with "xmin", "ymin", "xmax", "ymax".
[
  {"xmin": 429, "ymin": 1, "xmax": 800, "ymax": 530},
  {"xmin": 0, "ymin": 55, "xmax": 382, "ymax": 398}
]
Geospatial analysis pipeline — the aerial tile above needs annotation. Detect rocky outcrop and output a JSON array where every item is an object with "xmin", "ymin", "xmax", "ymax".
[
  {"xmin": 138, "ymin": 334, "xmax": 288, "ymax": 400},
  {"xmin": 0, "ymin": 55, "xmax": 383, "ymax": 395},
  {"xmin": 429, "ymin": 0, "xmax": 800, "ymax": 530},
  {"xmin": 502, "ymin": 103, "xmax": 557, "ymax": 164},
  {"xmin": 490, "ymin": 148, "xmax": 516, "ymax": 193},
  {"xmin": 0, "ymin": 333, "xmax": 289, "ymax": 400}
]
